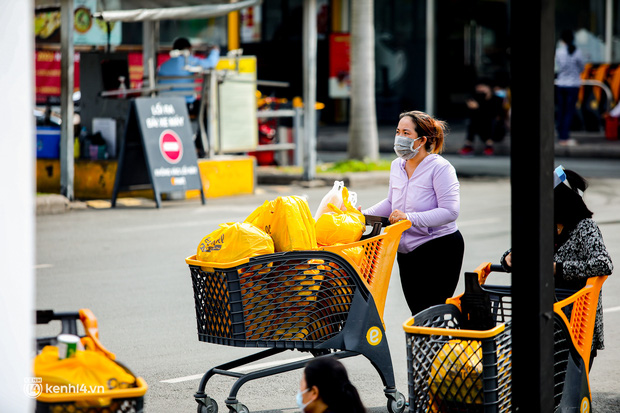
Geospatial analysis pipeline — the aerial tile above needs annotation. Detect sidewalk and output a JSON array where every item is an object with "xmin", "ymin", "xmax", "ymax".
[
  {"xmin": 37, "ymin": 122, "xmax": 620, "ymax": 215},
  {"xmin": 316, "ymin": 121, "xmax": 620, "ymax": 159}
]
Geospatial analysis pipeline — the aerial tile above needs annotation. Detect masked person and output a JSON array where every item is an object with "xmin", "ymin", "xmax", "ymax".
[
  {"xmin": 360, "ymin": 111, "xmax": 464, "ymax": 316},
  {"xmin": 296, "ymin": 357, "xmax": 365, "ymax": 413},
  {"xmin": 158, "ymin": 37, "xmax": 220, "ymax": 157},
  {"xmin": 459, "ymin": 78, "xmax": 507, "ymax": 156},
  {"xmin": 500, "ymin": 166, "xmax": 613, "ymax": 365}
]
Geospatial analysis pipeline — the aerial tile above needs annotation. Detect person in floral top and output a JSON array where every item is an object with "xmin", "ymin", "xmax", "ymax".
[{"xmin": 501, "ymin": 167, "xmax": 613, "ymax": 364}]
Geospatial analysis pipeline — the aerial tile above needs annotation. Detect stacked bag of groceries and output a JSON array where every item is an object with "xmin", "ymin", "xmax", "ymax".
[{"xmin": 196, "ymin": 181, "xmax": 366, "ymax": 266}]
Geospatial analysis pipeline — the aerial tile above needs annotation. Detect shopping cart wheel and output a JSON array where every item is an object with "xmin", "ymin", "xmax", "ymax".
[
  {"xmin": 196, "ymin": 397, "xmax": 218, "ymax": 413},
  {"xmin": 387, "ymin": 391, "xmax": 406, "ymax": 413},
  {"xmin": 227, "ymin": 403, "xmax": 249, "ymax": 413}
]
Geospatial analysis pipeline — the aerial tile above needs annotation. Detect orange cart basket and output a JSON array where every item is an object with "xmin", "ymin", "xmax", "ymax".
[
  {"xmin": 403, "ymin": 263, "xmax": 607, "ymax": 413},
  {"xmin": 186, "ymin": 216, "xmax": 410, "ymax": 413},
  {"xmin": 34, "ymin": 309, "xmax": 148, "ymax": 413}
]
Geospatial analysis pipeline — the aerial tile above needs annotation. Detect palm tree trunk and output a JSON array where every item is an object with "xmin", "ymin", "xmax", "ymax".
[{"xmin": 348, "ymin": 0, "xmax": 379, "ymax": 161}]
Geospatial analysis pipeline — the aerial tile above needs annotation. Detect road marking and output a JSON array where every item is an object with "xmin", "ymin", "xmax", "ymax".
[
  {"xmin": 161, "ymin": 355, "xmax": 312, "ymax": 384},
  {"xmin": 35, "ymin": 264, "xmax": 53, "ymax": 269},
  {"xmin": 604, "ymin": 306, "xmax": 620, "ymax": 314}
]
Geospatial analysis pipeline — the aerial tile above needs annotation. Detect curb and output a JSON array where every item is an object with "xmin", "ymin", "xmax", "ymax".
[
  {"xmin": 36, "ymin": 194, "xmax": 70, "ymax": 215},
  {"xmin": 36, "ymin": 195, "xmax": 88, "ymax": 216},
  {"xmin": 256, "ymin": 168, "xmax": 390, "ymax": 188}
]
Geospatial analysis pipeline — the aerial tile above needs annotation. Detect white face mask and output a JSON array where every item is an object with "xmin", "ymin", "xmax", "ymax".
[
  {"xmin": 394, "ymin": 135, "xmax": 423, "ymax": 160},
  {"xmin": 296, "ymin": 388, "xmax": 310, "ymax": 411}
]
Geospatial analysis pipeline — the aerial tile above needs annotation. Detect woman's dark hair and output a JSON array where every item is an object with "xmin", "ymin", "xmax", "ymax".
[
  {"xmin": 399, "ymin": 110, "xmax": 449, "ymax": 154},
  {"xmin": 554, "ymin": 169, "xmax": 593, "ymax": 228},
  {"xmin": 304, "ymin": 358, "xmax": 366, "ymax": 413},
  {"xmin": 560, "ymin": 29, "xmax": 576, "ymax": 55}
]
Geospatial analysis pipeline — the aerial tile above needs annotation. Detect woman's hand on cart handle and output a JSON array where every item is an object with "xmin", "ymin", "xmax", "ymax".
[
  {"xmin": 503, "ymin": 252, "xmax": 512, "ymax": 268},
  {"xmin": 389, "ymin": 209, "xmax": 407, "ymax": 224}
]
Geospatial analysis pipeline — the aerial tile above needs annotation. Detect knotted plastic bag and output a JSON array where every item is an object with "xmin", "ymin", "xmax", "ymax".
[
  {"xmin": 315, "ymin": 187, "xmax": 365, "ymax": 246},
  {"xmin": 245, "ymin": 196, "xmax": 317, "ymax": 252},
  {"xmin": 314, "ymin": 181, "xmax": 345, "ymax": 220},
  {"xmin": 34, "ymin": 346, "xmax": 136, "ymax": 392},
  {"xmin": 197, "ymin": 222, "xmax": 274, "ymax": 263}
]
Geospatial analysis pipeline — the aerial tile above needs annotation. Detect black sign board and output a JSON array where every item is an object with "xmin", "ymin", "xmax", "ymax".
[{"xmin": 111, "ymin": 97, "xmax": 205, "ymax": 208}]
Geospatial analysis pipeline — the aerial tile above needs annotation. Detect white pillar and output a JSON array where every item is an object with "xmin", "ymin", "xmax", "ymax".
[
  {"xmin": 60, "ymin": 0, "xmax": 75, "ymax": 200},
  {"xmin": 303, "ymin": 0, "xmax": 317, "ymax": 181},
  {"xmin": 425, "ymin": 0, "xmax": 436, "ymax": 115},
  {"xmin": 0, "ymin": 1, "xmax": 35, "ymax": 411},
  {"xmin": 143, "ymin": 20, "xmax": 160, "ymax": 91},
  {"xmin": 605, "ymin": 0, "xmax": 613, "ymax": 62}
]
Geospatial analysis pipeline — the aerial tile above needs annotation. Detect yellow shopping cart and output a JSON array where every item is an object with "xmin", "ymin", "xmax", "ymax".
[
  {"xmin": 34, "ymin": 309, "xmax": 148, "ymax": 413},
  {"xmin": 186, "ymin": 216, "xmax": 410, "ymax": 413},
  {"xmin": 403, "ymin": 262, "xmax": 607, "ymax": 413}
]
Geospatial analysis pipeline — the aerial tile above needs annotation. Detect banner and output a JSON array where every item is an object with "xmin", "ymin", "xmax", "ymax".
[
  {"xmin": 35, "ymin": 51, "xmax": 80, "ymax": 103},
  {"xmin": 329, "ymin": 33, "xmax": 351, "ymax": 98},
  {"xmin": 34, "ymin": 0, "xmax": 122, "ymax": 45}
]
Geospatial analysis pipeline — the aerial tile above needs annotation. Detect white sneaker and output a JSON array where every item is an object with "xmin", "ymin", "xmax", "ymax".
[{"xmin": 559, "ymin": 139, "xmax": 578, "ymax": 147}]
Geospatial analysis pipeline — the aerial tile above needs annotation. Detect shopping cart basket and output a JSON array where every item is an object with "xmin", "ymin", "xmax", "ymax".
[
  {"xmin": 403, "ymin": 262, "xmax": 607, "ymax": 413},
  {"xmin": 186, "ymin": 216, "xmax": 410, "ymax": 413},
  {"xmin": 35, "ymin": 309, "xmax": 148, "ymax": 413}
]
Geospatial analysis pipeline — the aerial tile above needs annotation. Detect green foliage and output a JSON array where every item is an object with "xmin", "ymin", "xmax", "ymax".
[{"xmin": 317, "ymin": 159, "xmax": 391, "ymax": 173}]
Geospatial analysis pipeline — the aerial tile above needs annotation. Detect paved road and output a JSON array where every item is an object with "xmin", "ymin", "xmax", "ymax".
[{"xmin": 35, "ymin": 176, "xmax": 620, "ymax": 412}]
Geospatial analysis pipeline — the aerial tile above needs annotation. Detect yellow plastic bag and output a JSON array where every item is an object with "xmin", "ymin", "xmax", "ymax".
[
  {"xmin": 429, "ymin": 340, "xmax": 483, "ymax": 411},
  {"xmin": 316, "ymin": 205, "xmax": 365, "ymax": 246},
  {"xmin": 197, "ymin": 222, "xmax": 274, "ymax": 263},
  {"xmin": 315, "ymin": 187, "xmax": 365, "ymax": 246},
  {"xmin": 34, "ymin": 346, "xmax": 136, "ymax": 392},
  {"xmin": 245, "ymin": 196, "xmax": 317, "ymax": 252}
]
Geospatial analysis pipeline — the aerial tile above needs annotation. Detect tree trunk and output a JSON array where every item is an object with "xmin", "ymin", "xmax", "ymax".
[{"xmin": 348, "ymin": 0, "xmax": 379, "ymax": 161}]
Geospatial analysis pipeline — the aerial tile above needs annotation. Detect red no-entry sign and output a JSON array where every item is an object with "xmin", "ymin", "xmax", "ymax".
[
  {"xmin": 159, "ymin": 129, "xmax": 183, "ymax": 164},
  {"xmin": 113, "ymin": 98, "xmax": 205, "ymax": 208}
]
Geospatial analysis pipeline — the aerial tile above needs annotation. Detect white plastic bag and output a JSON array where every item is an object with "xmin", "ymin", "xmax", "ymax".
[
  {"xmin": 347, "ymin": 191, "xmax": 358, "ymax": 208},
  {"xmin": 314, "ymin": 181, "xmax": 345, "ymax": 220}
]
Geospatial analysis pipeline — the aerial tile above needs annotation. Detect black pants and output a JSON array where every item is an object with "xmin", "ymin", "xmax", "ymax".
[
  {"xmin": 397, "ymin": 230, "xmax": 465, "ymax": 316},
  {"xmin": 467, "ymin": 118, "xmax": 506, "ymax": 144},
  {"xmin": 188, "ymin": 101, "xmax": 206, "ymax": 158}
]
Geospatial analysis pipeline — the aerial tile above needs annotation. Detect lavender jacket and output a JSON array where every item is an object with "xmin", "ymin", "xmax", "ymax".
[{"xmin": 362, "ymin": 155, "xmax": 460, "ymax": 253}]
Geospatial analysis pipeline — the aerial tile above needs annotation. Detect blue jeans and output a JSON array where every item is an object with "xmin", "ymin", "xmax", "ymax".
[{"xmin": 556, "ymin": 86, "xmax": 580, "ymax": 141}]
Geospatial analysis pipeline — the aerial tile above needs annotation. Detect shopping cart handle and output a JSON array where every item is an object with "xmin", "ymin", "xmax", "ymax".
[
  {"xmin": 36, "ymin": 310, "xmax": 56, "ymax": 325},
  {"xmin": 364, "ymin": 215, "xmax": 391, "ymax": 227},
  {"xmin": 36, "ymin": 310, "xmax": 81, "ymax": 325},
  {"xmin": 36, "ymin": 310, "xmax": 82, "ymax": 336},
  {"xmin": 363, "ymin": 215, "xmax": 391, "ymax": 239},
  {"xmin": 490, "ymin": 264, "xmax": 507, "ymax": 273}
]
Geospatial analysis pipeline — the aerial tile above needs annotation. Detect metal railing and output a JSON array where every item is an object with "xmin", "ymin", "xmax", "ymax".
[{"xmin": 98, "ymin": 72, "xmax": 303, "ymax": 166}]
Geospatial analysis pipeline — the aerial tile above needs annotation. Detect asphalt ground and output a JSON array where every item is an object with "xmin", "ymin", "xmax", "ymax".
[{"xmin": 34, "ymin": 174, "xmax": 620, "ymax": 412}]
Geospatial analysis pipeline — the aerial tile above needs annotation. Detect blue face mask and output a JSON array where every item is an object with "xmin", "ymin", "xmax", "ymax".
[
  {"xmin": 296, "ymin": 388, "xmax": 310, "ymax": 411},
  {"xmin": 394, "ymin": 135, "xmax": 423, "ymax": 160}
]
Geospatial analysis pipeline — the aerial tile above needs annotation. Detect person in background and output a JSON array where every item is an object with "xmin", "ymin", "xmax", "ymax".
[
  {"xmin": 361, "ymin": 110, "xmax": 464, "ymax": 316},
  {"xmin": 297, "ymin": 357, "xmax": 366, "ymax": 413},
  {"xmin": 500, "ymin": 167, "xmax": 613, "ymax": 365},
  {"xmin": 458, "ymin": 78, "xmax": 507, "ymax": 156},
  {"xmin": 555, "ymin": 29, "xmax": 585, "ymax": 147},
  {"xmin": 158, "ymin": 37, "xmax": 220, "ymax": 157}
]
